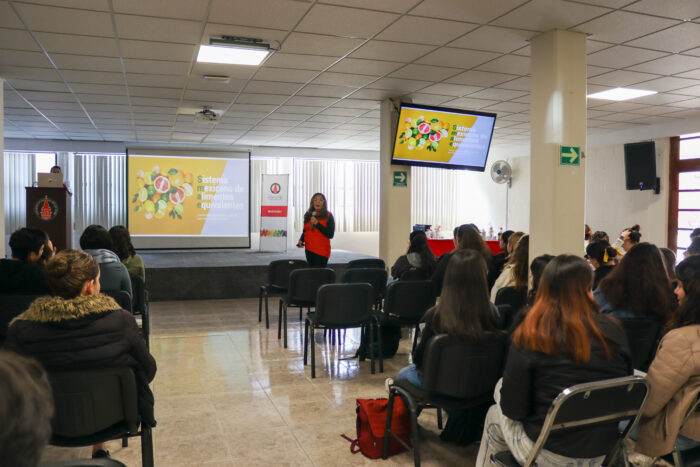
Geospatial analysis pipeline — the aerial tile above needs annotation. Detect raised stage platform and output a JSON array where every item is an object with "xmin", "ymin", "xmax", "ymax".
[{"xmin": 140, "ymin": 248, "xmax": 374, "ymax": 301}]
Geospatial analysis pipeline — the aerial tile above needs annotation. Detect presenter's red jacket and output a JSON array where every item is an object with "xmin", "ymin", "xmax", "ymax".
[{"xmin": 299, "ymin": 213, "xmax": 335, "ymax": 258}]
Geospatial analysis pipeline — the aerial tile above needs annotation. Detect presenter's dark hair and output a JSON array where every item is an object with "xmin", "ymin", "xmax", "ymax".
[
  {"xmin": 9, "ymin": 228, "xmax": 45, "ymax": 261},
  {"xmin": 109, "ymin": 225, "xmax": 137, "ymax": 260},
  {"xmin": 303, "ymin": 192, "xmax": 328, "ymax": 223},
  {"xmin": 79, "ymin": 225, "xmax": 112, "ymax": 251}
]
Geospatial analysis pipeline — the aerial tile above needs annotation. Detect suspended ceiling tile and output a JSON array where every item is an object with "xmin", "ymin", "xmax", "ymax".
[
  {"xmin": 446, "ymin": 70, "xmax": 520, "ymax": 87},
  {"xmin": 0, "ymin": 1, "xmax": 24, "ymax": 28},
  {"xmin": 419, "ymin": 83, "xmax": 483, "ymax": 97},
  {"xmin": 483, "ymin": 101, "xmax": 528, "ymax": 113},
  {"xmin": 348, "ymin": 88, "xmax": 396, "ymax": 100},
  {"xmin": 0, "ymin": 49, "xmax": 53, "ymax": 68},
  {"xmin": 492, "ymin": 0, "xmax": 611, "ymax": 32},
  {"xmin": 328, "ymin": 98, "xmax": 379, "ymax": 109},
  {"xmin": 628, "ymin": 22, "xmax": 700, "ymax": 53},
  {"xmin": 124, "ymin": 58, "xmax": 190, "ymax": 75},
  {"xmin": 312, "ymin": 71, "xmax": 378, "ymax": 88},
  {"xmin": 125, "ymin": 73, "xmax": 187, "ymax": 88},
  {"xmin": 330, "ymin": 58, "xmax": 403, "ymax": 76},
  {"xmin": 624, "ymin": 0, "xmax": 700, "ymax": 20},
  {"xmin": 114, "ymin": 14, "xmax": 201, "ymax": 43},
  {"xmin": 119, "ymin": 40, "xmax": 196, "ymax": 62},
  {"xmin": 236, "ymin": 93, "xmax": 288, "ymax": 105},
  {"xmin": 244, "ymin": 80, "xmax": 302, "ymax": 95},
  {"xmin": 442, "ymin": 96, "xmax": 499, "ymax": 109},
  {"xmin": 202, "ymin": 23, "xmax": 287, "ymax": 43},
  {"xmin": 633, "ymin": 77, "xmax": 700, "ymax": 93},
  {"xmin": 0, "ymin": 27, "xmax": 41, "ymax": 51},
  {"xmin": 631, "ymin": 93, "xmax": 696, "ymax": 105},
  {"xmin": 0, "ymin": 65, "xmax": 61, "ymax": 81},
  {"xmin": 14, "ymin": 3, "xmax": 113, "ymax": 36},
  {"xmin": 577, "ymin": 11, "xmax": 681, "ymax": 44},
  {"xmin": 469, "ymin": 88, "xmax": 528, "ymax": 101},
  {"xmin": 587, "ymin": 65, "xmax": 614, "ymax": 78},
  {"xmin": 495, "ymin": 76, "xmax": 530, "ymax": 91},
  {"xmin": 450, "ymin": 25, "xmax": 535, "ymax": 54},
  {"xmin": 351, "ymin": 40, "xmax": 435, "ymax": 62},
  {"xmin": 410, "ymin": 0, "xmax": 528, "ymax": 23},
  {"xmin": 36, "ymin": 32, "xmax": 119, "ymax": 56},
  {"xmin": 296, "ymin": 4, "xmax": 399, "ymax": 38},
  {"xmin": 588, "ymin": 101, "xmax": 649, "ymax": 112},
  {"xmin": 52, "ymin": 54, "xmax": 123, "ymax": 72},
  {"xmin": 112, "ymin": 0, "xmax": 208, "ymax": 19},
  {"xmin": 588, "ymin": 69, "xmax": 661, "ymax": 87},
  {"xmin": 285, "ymin": 95, "xmax": 338, "ymax": 107},
  {"xmin": 475, "ymin": 54, "xmax": 529, "ymax": 75},
  {"xmin": 415, "ymin": 47, "xmax": 499, "ymax": 69},
  {"xmin": 255, "ymin": 66, "xmax": 319, "ymax": 83},
  {"xmin": 366, "ymin": 77, "xmax": 432, "ymax": 93},
  {"xmin": 210, "ymin": 0, "xmax": 309, "ymax": 30},
  {"xmin": 587, "ymin": 46, "xmax": 668, "ymax": 68},
  {"xmin": 10, "ymin": 79, "xmax": 68, "ymax": 92},
  {"xmin": 129, "ymin": 86, "xmax": 182, "ymax": 98},
  {"xmin": 628, "ymin": 54, "xmax": 700, "ymax": 75},
  {"xmin": 668, "ymin": 85, "xmax": 700, "ymax": 98},
  {"xmin": 281, "ymin": 32, "xmax": 364, "ymax": 57},
  {"xmin": 297, "ymin": 83, "xmax": 355, "ymax": 98},
  {"xmin": 376, "ymin": 16, "xmax": 478, "ymax": 46},
  {"xmin": 389, "ymin": 63, "xmax": 463, "ymax": 82},
  {"xmin": 263, "ymin": 52, "xmax": 339, "ymax": 71}
]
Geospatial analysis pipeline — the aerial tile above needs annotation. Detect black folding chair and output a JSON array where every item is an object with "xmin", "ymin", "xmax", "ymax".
[
  {"xmin": 376, "ymin": 280, "xmax": 435, "ymax": 353},
  {"xmin": 304, "ymin": 283, "xmax": 380, "ymax": 378},
  {"xmin": 400, "ymin": 269, "xmax": 430, "ymax": 280},
  {"xmin": 48, "ymin": 367, "xmax": 154, "ymax": 467},
  {"xmin": 491, "ymin": 375, "xmax": 650, "ymax": 467},
  {"xmin": 384, "ymin": 332, "xmax": 509, "ymax": 466},
  {"xmin": 41, "ymin": 460, "xmax": 126, "ymax": 466},
  {"xmin": 343, "ymin": 268, "xmax": 388, "ymax": 310},
  {"xmin": 278, "ymin": 268, "xmax": 335, "ymax": 348},
  {"xmin": 619, "ymin": 317, "xmax": 662, "ymax": 371},
  {"xmin": 103, "ymin": 290, "xmax": 132, "ymax": 314},
  {"xmin": 259, "ymin": 259, "xmax": 308, "ymax": 329},
  {"xmin": 347, "ymin": 258, "xmax": 386, "ymax": 269},
  {"xmin": 0, "ymin": 294, "xmax": 45, "ymax": 345},
  {"xmin": 129, "ymin": 275, "xmax": 150, "ymax": 349},
  {"xmin": 495, "ymin": 286, "xmax": 527, "ymax": 314}
]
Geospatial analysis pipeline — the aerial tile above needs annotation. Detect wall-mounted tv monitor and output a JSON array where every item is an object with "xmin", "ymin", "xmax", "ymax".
[
  {"xmin": 624, "ymin": 141, "xmax": 656, "ymax": 190},
  {"xmin": 391, "ymin": 103, "xmax": 497, "ymax": 171}
]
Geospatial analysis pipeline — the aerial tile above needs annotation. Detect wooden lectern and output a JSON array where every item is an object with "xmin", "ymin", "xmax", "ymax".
[{"xmin": 25, "ymin": 187, "xmax": 72, "ymax": 251}]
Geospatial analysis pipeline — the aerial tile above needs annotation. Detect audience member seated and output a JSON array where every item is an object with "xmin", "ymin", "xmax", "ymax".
[
  {"xmin": 635, "ymin": 255, "xmax": 700, "ymax": 458},
  {"xmin": 584, "ymin": 224, "xmax": 592, "ymax": 248},
  {"xmin": 613, "ymin": 224, "xmax": 642, "ymax": 256},
  {"xmin": 660, "ymin": 247, "xmax": 677, "ymax": 281},
  {"xmin": 590, "ymin": 230, "xmax": 609, "ymax": 244},
  {"xmin": 0, "ymin": 228, "xmax": 50, "ymax": 295},
  {"xmin": 4, "ymin": 249, "xmax": 157, "ymax": 458},
  {"xmin": 389, "ymin": 249, "xmax": 499, "ymax": 393},
  {"xmin": 488, "ymin": 230, "xmax": 514, "ymax": 288},
  {"xmin": 476, "ymin": 255, "xmax": 633, "ymax": 466},
  {"xmin": 687, "ymin": 237, "xmax": 700, "ymax": 258},
  {"xmin": 594, "ymin": 242, "xmax": 676, "ymax": 322},
  {"xmin": 80, "ymin": 224, "xmax": 132, "ymax": 297},
  {"xmin": 390, "ymin": 230, "xmax": 436, "ymax": 281},
  {"xmin": 109, "ymin": 225, "xmax": 145, "ymax": 280},
  {"xmin": 585, "ymin": 240, "xmax": 618, "ymax": 289},
  {"xmin": 692, "ymin": 228, "xmax": 700, "ymax": 241},
  {"xmin": 0, "ymin": 351, "xmax": 54, "ymax": 467},
  {"xmin": 507, "ymin": 254, "xmax": 555, "ymax": 333},
  {"xmin": 491, "ymin": 235, "xmax": 528, "ymax": 302},
  {"xmin": 432, "ymin": 225, "xmax": 493, "ymax": 295}
]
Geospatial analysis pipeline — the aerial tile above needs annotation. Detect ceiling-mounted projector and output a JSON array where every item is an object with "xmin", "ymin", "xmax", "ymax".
[{"xmin": 194, "ymin": 106, "xmax": 219, "ymax": 123}]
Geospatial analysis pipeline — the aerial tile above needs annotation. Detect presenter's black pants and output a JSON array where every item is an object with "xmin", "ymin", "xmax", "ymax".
[{"xmin": 305, "ymin": 250, "xmax": 329, "ymax": 268}]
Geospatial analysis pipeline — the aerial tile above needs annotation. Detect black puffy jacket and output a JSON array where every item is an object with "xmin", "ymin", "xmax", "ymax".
[
  {"xmin": 500, "ymin": 314, "xmax": 632, "ymax": 457},
  {"xmin": 4, "ymin": 293, "xmax": 157, "ymax": 426}
]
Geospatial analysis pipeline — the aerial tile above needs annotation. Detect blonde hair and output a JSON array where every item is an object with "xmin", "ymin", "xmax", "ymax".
[{"xmin": 45, "ymin": 250, "xmax": 99, "ymax": 298}]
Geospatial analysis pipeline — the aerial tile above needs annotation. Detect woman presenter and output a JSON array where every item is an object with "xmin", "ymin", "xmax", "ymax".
[{"xmin": 297, "ymin": 193, "xmax": 335, "ymax": 267}]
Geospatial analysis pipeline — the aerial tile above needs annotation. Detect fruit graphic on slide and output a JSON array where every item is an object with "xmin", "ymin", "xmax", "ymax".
[
  {"xmin": 169, "ymin": 187, "xmax": 185, "ymax": 205},
  {"xmin": 182, "ymin": 182, "xmax": 193, "ymax": 197},
  {"xmin": 154, "ymin": 175, "xmax": 170, "ymax": 193},
  {"xmin": 418, "ymin": 122, "xmax": 431, "ymax": 134}
]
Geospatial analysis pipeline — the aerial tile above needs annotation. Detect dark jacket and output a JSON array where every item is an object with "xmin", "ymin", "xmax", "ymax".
[
  {"xmin": 488, "ymin": 251, "xmax": 508, "ymax": 288},
  {"xmin": 4, "ymin": 293, "xmax": 157, "ymax": 426},
  {"xmin": 0, "ymin": 259, "xmax": 50, "ymax": 295},
  {"xmin": 593, "ymin": 265, "xmax": 614, "ymax": 289},
  {"xmin": 500, "ymin": 314, "xmax": 632, "ymax": 458},
  {"xmin": 391, "ymin": 252, "xmax": 435, "ymax": 280},
  {"xmin": 431, "ymin": 250, "xmax": 493, "ymax": 296}
]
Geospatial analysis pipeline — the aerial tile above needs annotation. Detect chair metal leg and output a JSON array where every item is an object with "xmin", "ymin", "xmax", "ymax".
[
  {"xmin": 410, "ymin": 404, "xmax": 421, "ymax": 467},
  {"xmin": 437, "ymin": 408, "xmax": 443, "ymax": 430},
  {"xmin": 375, "ymin": 318, "xmax": 384, "ymax": 373},
  {"xmin": 310, "ymin": 323, "xmax": 316, "ymax": 378},
  {"xmin": 412, "ymin": 324, "xmax": 420, "ymax": 354},
  {"xmin": 122, "ymin": 435, "xmax": 128, "ymax": 447},
  {"xmin": 141, "ymin": 426, "xmax": 154, "ymax": 467},
  {"xmin": 277, "ymin": 299, "xmax": 283, "ymax": 339},
  {"xmin": 382, "ymin": 389, "xmax": 396, "ymax": 459},
  {"xmin": 303, "ymin": 319, "xmax": 309, "ymax": 365},
  {"xmin": 299, "ymin": 306, "xmax": 302, "ymax": 321},
  {"xmin": 258, "ymin": 287, "xmax": 263, "ymax": 322},
  {"xmin": 264, "ymin": 291, "xmax": 270, "ymax": 329},
  {"xmin": 283, "ymin": 302, "xmax": 288, "ymax": 348},
  {"xmin": 369, "ymin": 320, "xmax": 376, "ymax": 374}
]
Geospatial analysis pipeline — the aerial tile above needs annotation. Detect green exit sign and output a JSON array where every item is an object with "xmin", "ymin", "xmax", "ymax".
[
  {"xmin": 393, "ymin": 171, "xmax": 407, "ymax": 187},
  {"xmin": 560, "ymin": 146, "xmax": 581, "ymax": 166}
]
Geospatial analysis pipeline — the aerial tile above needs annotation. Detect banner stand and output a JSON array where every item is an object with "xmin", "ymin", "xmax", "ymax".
[{"xmin": 259, "ymin": 174, "xmax": 289, "ymax": 252}]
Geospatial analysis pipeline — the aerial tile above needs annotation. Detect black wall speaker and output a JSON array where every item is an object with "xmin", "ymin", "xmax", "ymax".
[{"xmin": 624, "ymin": 141, "xmax": 657, "ymax": 191}]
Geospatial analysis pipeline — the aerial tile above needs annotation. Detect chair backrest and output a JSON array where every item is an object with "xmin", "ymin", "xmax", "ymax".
[
  {"xmin": 342, "ymin": 268, "xmax": 388, "ymax": 301},
  {"xmin": 103, "ymin": 290, "xmax": 132, "ymax": 313},
  {"xmin": 619, "ymin": 317, "xmax": 662, "ymax": 371},
  {"xmin": 347, "ymin": 258, "xmax": 386, "ymax": 269},
  {"xmin": 48, "ymin": 367, "xmax": 140, "ymax": 440},
  {"xmin": 399, "ymin": 268, "xmax": 429, "ymax": 280},
  {"xmin": 129, "ymin": 275, "xmax": 147, "ymax": 315},
  {"xmin": 268, "ymin": 259, "xmax": 308, "ymax": 289},
  {"xmin": 0, "ymin": 294, "xmax": 45, "ymax": 340},
  {"xmin": 422, "ymin": 333, "xmax": 508, "ymax": 401},
  {"xmin": 40, "ymin": 459, "xmax": 127, "ymax": 467},
  {"xmin": 287, "ymin": 268, "xmax": 336, "ymax": 304},
  {"xmin": 314, "ymin": 283, "xmax": 374, "ymax": 327},
  {"xmin": 525, "ymin": 375, "xmax": 650, "ymax": 467},
  {"xmin": 495, "ymin": 286, "xmax": 527, "ymax": 312},
  {"xmin": 383, "ymin": 280, "xmax": 435, "ymax": 323}
]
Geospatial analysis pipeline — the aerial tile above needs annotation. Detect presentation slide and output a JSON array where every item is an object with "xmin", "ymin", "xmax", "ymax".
[
  {"xmin": 392, "ymin": 104, "xmax": 496, "ymax": 170},
  {"xmin": 127, "ymin": 150, "xmax": 250, "ymax": 249}
]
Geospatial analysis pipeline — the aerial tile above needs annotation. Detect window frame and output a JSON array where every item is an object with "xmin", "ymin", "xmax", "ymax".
[{"xmin": 668, "ymin": 136, "xmax": 700, "ymax": 253}]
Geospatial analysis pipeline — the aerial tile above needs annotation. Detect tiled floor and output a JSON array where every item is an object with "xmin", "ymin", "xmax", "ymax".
[{"xmin": 41, "ymin": 298, "xmax": 478, "ymax": 466}]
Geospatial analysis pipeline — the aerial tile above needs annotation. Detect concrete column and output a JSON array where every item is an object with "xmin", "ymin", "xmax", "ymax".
[
  {"xmin": 379, "ymin": 99, "xmax": 411, "ymax": 268},
  {"xmin": 529, "ymin": 30, "xmax": 587, "ymax": 258},
  {"xmin": 0, "ymin": 79, "xmax": 4, "ymax": 258}
]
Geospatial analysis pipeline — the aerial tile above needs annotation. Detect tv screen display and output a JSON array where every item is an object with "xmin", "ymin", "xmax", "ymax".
[
  {"xmin": 624, "ymin": 141, "xmax": 656, "ymax": 190},
  {"xmin": 391, "ymin": 103, "xmax": 496, "ymax": 171}
]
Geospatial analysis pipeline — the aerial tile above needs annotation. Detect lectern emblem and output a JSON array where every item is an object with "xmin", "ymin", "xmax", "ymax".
[{"xmin": 34, "ymin": 196, "xmax": 59, "ymax": 221}]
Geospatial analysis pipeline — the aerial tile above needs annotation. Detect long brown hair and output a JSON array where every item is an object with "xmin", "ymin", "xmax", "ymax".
[
  {"xmin": 45, "ymin": 250, "xmax": 99, "ymax": 299},
  {"xmin": 513, "ymin": 255, "xmax": 610, "ymax": 364},
  {"xmin": 506, "ymin": 234, "xmax": 529, "ymax": 290},
  {"xmin": 669, "ymin": 255, "xmax": 700, "ymax": 331},
  {"xmin": 457, "ymin": 225, "xmax": 492, "ymax": 265},
  {"xmin": 598, "ymin": 242, "xmax": 675, "ymax": 320},
  {"xmin": 303, "ymin": 192, "xmax": 329, "ymax": 223},
  {"xmin": 430, "ymin": 249, "xmax": 497, "ymax": 340}
]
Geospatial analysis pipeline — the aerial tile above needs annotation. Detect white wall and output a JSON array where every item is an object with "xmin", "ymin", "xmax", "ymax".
[
  {"xmin": 506, "ymin": 156, "xmax": 531, "ymax": 233},
  {"xmin": 585, "ymin": 138, "xmax": 670, "ymax": 247}
]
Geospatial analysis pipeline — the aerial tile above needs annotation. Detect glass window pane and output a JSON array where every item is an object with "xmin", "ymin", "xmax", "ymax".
[
  {"xmin": 680, "ymin": 171, "xmax": 700, "ymax": 190},
  {"xmin": 678, "ymin": 231, "xmax": 693, "ymax": 249},
  {"xmin": 679, "ymin": 211, "xmax": 700, "ymax": 230},
  {"xmin": 679, "ymin": 191, "xmax": 700, "ymax": 209},
  {"xmin": 34, "ymin": 153, "xmax": 55, "ymax": 178},
  {"xmin": 680, "ymin": 138, "xmax": 700, "ymax": 160}
]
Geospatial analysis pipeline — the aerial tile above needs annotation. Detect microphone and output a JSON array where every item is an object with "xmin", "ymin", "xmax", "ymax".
[{"xmin": 311, "ymin": 210, "xmax": 317, "ymax": 230}]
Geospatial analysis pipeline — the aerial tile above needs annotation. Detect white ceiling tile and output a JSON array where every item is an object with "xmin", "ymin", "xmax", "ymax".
[
  {"xmin": 0, "ymin": 27, "xmax": 41, "ymax": 51},
  {"xmin": 631, "ymin": 93, "xmax": 696, "ymax": 105},
  {"xmin": 475, "ymin": 55, "xmax": 529, "ymax": 75},
  {"xmin": 280, "ymin": 32, "xmax": 364, "ymax": 56},
  {"xmin": 14, "ymin": 3, "xmax": 113, "ymax": 36},
  {"xmin": 126, "ymin": 73, "xmax": 187, "ymax": 88},
  {"xmin": 446, "ymin": 70, "xmax": 520, "ymax": 87},
  {"xmin": 628, "ymin": 105, "xmax": 687, "ymax": 116},
  {"xmin": 265, "ymin": 112, "xmax": 308, "ymax": 120},
  {"xmin": 297, "ymin": 4, "xmax": 398, "ymax": 38},
  {"xmin": 629, "ymin": 23, "xmax": 700, "ymax": 54},
  {"xmin": 124, "ymin": 59, "xmax": 190, "ymax": 75},
  {"xmin": 492, "ymin": 0, "xmax": 610, "ymax": 31},
  {"xmin": 0, "ymin": 66, "xmax": 60, "ymax": 81},
  {"xmin": 668, "ymin": 85, "xmax": 700, "ymax": 97},
  {"xmin": 319, "ymin": 106, "xmax": 365, "ymax": 117},
  {"xmin": 588, "ymin": 65, "xmax": 614, "ymax": 78},
  {"xmin": 588, "ymin": 70, "xmax": 661, "ymax": 86},
  {"xmin": 627, "ymin": 54, "xmax": 700, "ymax": 75},
  {"xmin": 366, "ymin": 77, "xmax": 432, "ymax": 93},
  {"xmin": 573, "ymin": 11, "xmax": 679, "ymax": 44},
  {"xmin": 210, "ymin": 0, "xmax": 309, "ymax": 30},
  {"xmin": 120, "ymin": 40, "xmax": 196, "ymax": 62},
  {"xmin": 256, "ymin": 66, "xmax": 319, "ymax": 83},
  {"xmin": 587, "ymin": 46, "xmax": 668, "ymax": 68},
  {"xmin": 130, "ymin": 97, "xmax": 178, "ymax": 107},
  {"xmin": 351, "ymin": 40, "xmax": 435, "ymax": 63},
  {"xmin": 35, "ymin": 32, "xmax": 119, "ymax": 56},
  {"xmin": 494, "ymin": 76, "xmax": 530, "ymax": 91},
  {"xmin": 483, "ymin": 101, "xmax": 528, "ymax": 113},
  {"xmin": 588, "ymin": 101, "xmax": 649, "ymax": 112},
  {"xmin": 10, "ymin": 79, "xmax": 68, "ymax": 92},
  {"xmin": 332, "ymin": 98, "xmax": 379, "ymax": 109},
  {"xmin": 661, "ymin": 108, "xmax": 700, "ymax": 117},
  {"xmin": 52, "ymin": 54, "xmax": 122, "ymax": 72},
  {"xmin": 415, "ymin": 47, "xmax": 499, "ymax": 69},
  {"xmin": 114, "ymin": 14, "xmax": 201, "ymax": 43},
  {"xmin": 624, "ymin": 0, "xmax": 700, "ymax": 21},
  {"xmin": 112, "ymin": 0, "xmax": 208, "ymax": 19},
  {"xmin": 297, "ymin": 83, "xmax": 355, "ymax": 98},
  {"xmin": 312, "ymin": 72, "xmax": 378, "ymax": 88},
  {"xmin": 183, "ymin": 89, "xmax": 234, "ymax": 102},
  {"xmin": 0, "ymin": 50, "xmax": 52, "ymax": 68},
  {"xmin": 59, "ymin": 70, "xmax": 123, "ymax": 84},
  {"xmin": 443, "ymin": 96, "xmax": 499, "ymax": 109},
  {"xmin": 129, "ymin": 86, "xmax": 182, "ymax": 98},
  {"xmin": 276, "ymin": 105, "xmax": 324, "ymax": 113},
  {"xmin": 676, "ymin": 69, "xmax": 700, "ymax": 80},
  {"xmin": 419, "ymin": 83, "xmax": 483, "ymax": 96},
  {"xmin": 263, "ymin": 52, "xmax": 338, "ymax": 71},
  {"xmin": 307, "ymin": 114, "xmax": 348, "ymax": 123},
  {"xmin": 409, "ymin": 0, "xmax": 528, "ymax": 23},
  {"xmin": 237, "ymin": 93, "xmax": 288, "ymax": 105},
  {"xmin": 349, "ymin": 88, "xmax": 398, "ymax": 100},
  {"xmin": 468, "ymin": 88, "xmax": 527, "ymax": 101},
  {"xmin": 330, "ymin": 58, "xmax": 403, "ymax": 76},
  {"xmin": 77, "ymin": 94, "xmax": 129, "ymax": 105},
  {"xmin": 404, "ymin": 93, "xmax": 453, "ymax": 105},
  {"xmin": 389, "ymin": 63, "xmax": 462, "ymax": 82},
  {"xmin": 376, "ymin": 16, "xmax": 478, "ymax": 46},
  {"xmin": 286, "ymin": 96, "xmax": 339, "ymax": 107},
  {"xmin": 684, "ymin": 47, "xmax": 700, "ymax": 58},
  {"xmin": 633, "ymin": 77, "xmax": 700, "ymax": 92},
  {"xmin": 450, "ymin": 26, "xmax": 535, "ymax": 53},
  {"xmin": 244, "ymin": 80, "xmax": 301, "ymax": 94},
  {"xmin": 587, "ymin": 40, "xmax": 614, "ymax": 54}
]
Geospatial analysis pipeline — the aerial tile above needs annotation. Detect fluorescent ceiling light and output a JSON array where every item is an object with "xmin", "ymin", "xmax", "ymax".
[
  {"xmin": 587, "ymin": 87, "xmax": 657, "ymax": 101},
  {"xmin": 196, "ymin": 44, "xmax": 269, "ymax": 66}
]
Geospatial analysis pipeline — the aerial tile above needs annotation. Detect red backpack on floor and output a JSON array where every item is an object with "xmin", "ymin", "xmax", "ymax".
[{"xmin": 342, "ymin": 398, "xmax": 412, "ymax": 459}]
